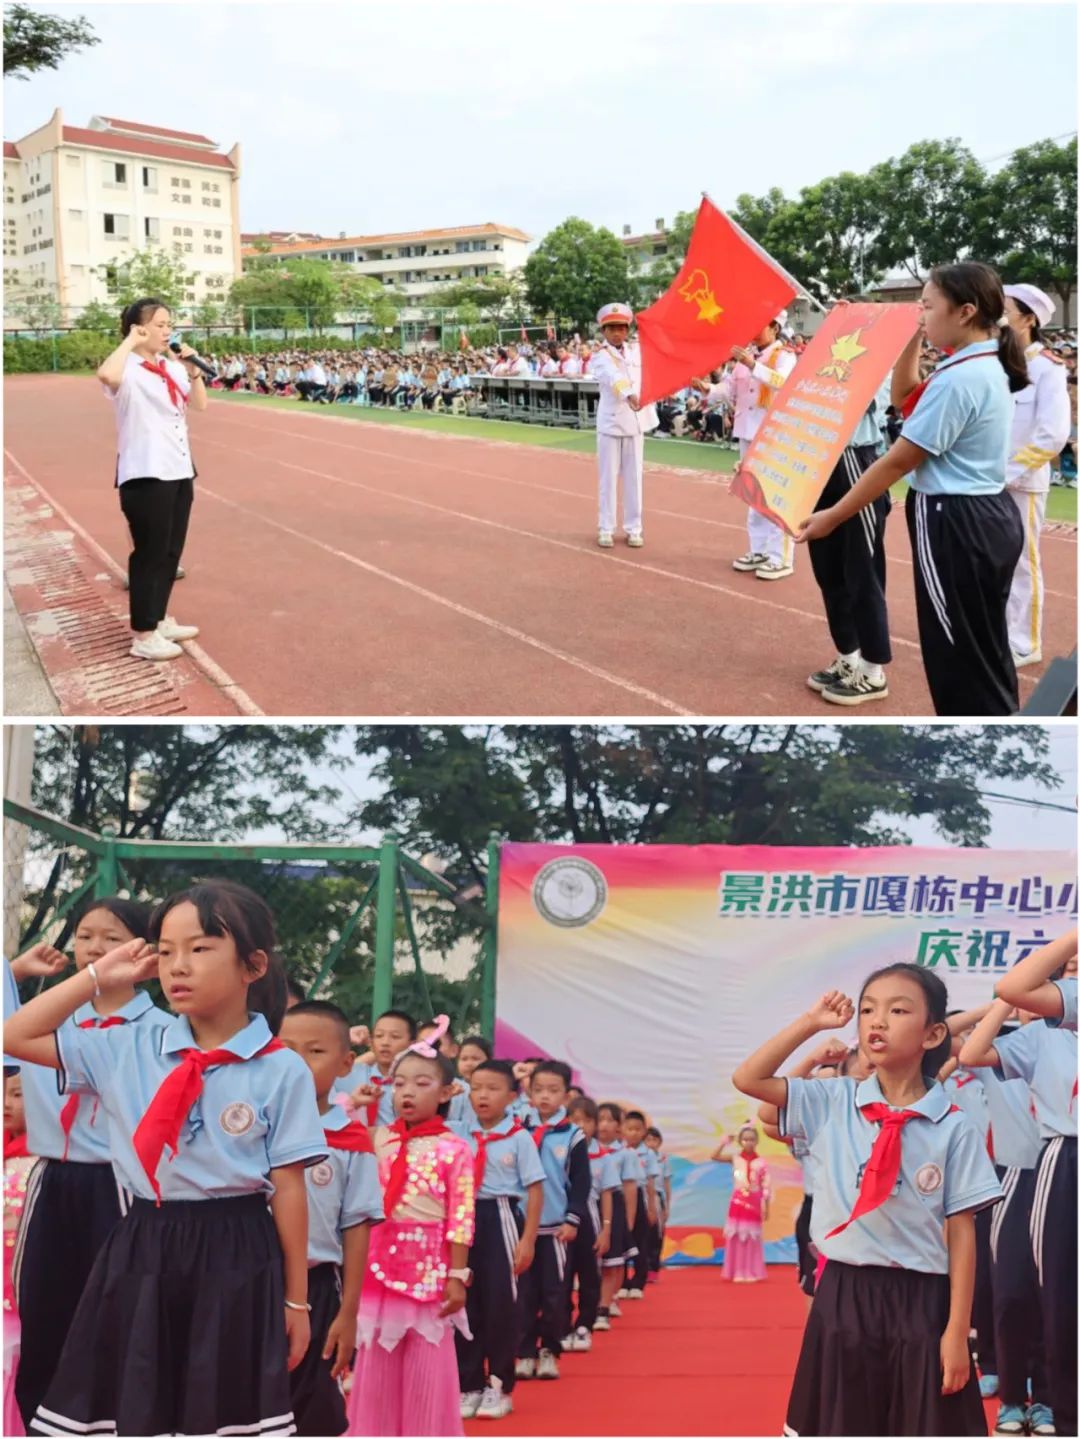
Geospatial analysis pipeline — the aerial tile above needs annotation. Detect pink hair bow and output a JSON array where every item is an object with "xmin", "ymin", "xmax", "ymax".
[{"xmin": 392, "ymin": 1013, "xmax": 450, "ymax": 1071}]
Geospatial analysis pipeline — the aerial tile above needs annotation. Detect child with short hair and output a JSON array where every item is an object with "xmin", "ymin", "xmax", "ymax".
[
  {"xmin": 712, "ymin": 1124, "xmax": 770, "ymax": 1282},
  {"xmin": 448, "ymin": 1034, "xmax": 491, "ymax": 1131},
  {"xmin": 338, "ymin": 1009, "xmax": 417, "ymax": 1127},
  {"xmin": 594, "ymin": 1101, "xmax": 638, "ymax": 1327},
  {"xmin": 643, "ymin": 1126, "xmax": 671, "ymax": 1276},
  {"xmin": 564, "ymin": 1096, "xmax": 616, "ymax": 1349},
  {"xmin": 346, "ymin": 1017, "xmax": 475, "ymax": 1437},
  {"xmin": 514, "ymin": 1061, "xmax": 590, "ymax": 1381},
  {"xmin": 734, "ymin": 968, "xmax": 1001, "ymax": 1436},
  {"xmin": 621, "ymin": 1109, "xmax": 659, "ymax": 1298},
  {"xmin": 508, "ymin": 1060, "xmax": 542, "ymax": 1127},
  {"xmin": 280, "ymin": 1001, "xmax": 383, "ymax": 1437},
  {"xmin": 3, "ymin": 881, "xmax": 328, "ymax": 1438},
  {"xmin": 453, "ymin": 1058, "xmax": 544, "ymax": 1420}
]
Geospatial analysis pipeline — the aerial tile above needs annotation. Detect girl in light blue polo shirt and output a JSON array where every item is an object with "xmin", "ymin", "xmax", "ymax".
[
  {"xmin": 799, "ymin": 262, "xmax": 1029, "ymax": 716},
  {"xmin": 734, "ymin": 963, "xmax": 1001, "ymax": 1436},
  {"xmin": 3, "ymin": 880, "xmax": 326, "ymax": 1439}
]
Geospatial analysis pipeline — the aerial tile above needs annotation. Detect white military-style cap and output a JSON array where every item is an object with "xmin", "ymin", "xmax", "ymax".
[
  {"xmin": 597, "ymin": 302, "xmax": 634, "ymax": 328},
  {"xmin": 1004, "ymin": 283, "xmax": 1055, "ymax": 330}
]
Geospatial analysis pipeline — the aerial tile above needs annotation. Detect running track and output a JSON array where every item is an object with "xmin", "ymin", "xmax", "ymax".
[{"xmin": 5, "ymin": 377, "xmax": 1075, "ymax": 717}]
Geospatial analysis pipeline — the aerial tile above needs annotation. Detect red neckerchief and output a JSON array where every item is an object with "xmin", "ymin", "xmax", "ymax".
[
  {"xmin": 899, "ymin": 350, "xmax": 993, "ymax": 420},
  {"xmin": 953, "ymin": 1073, "xmax": 978, "ymax": 1089},
  {"xmin": 365, "ymin": 1073, "xmax": 393, "ymax": 1128},
  {"xmin": 471, "ymin": 1119, "xmax": 524, "ymax": 1188},
  {"xmin": 324, "ymin": 1121, "xmax": 374, "ymax": 1154},
  {"xmin": 532, "ymin": 1117, "xmax": 571, "ymax": 1150},
  {"xmin": 738, "ymin": 1151, "xmax": 759, "ymax": 1186},
  {"xmin": 590, "ymin": 1145, "xmax": 612, "ymax": 1161},
  {"xmin": 59, "ymin": 1015, "xmax": 126, "ymax": 1159},
  {"xmin": 4, "ymin": 1132, "xmax": 28, "ymax": 1159},
  {"xmin": 132, "ymin": 1036, "xmax": 284, "ymax": 1204},
  {"xmin": 826, "ymin": 1101, "xmax": 960, "ymax": 1237},
  {"xmin": 140, "ymin": 359, "xmax": 187, "ymax": 412},
  {"xmin": 382, "ymin": 1117, "xmax": 450, "ymax": 1216}
]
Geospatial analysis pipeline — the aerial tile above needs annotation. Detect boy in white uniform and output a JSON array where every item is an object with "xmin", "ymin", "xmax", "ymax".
[{"xmin": 589, "ymin": 302, "xmax": 658, "ymax": 548}]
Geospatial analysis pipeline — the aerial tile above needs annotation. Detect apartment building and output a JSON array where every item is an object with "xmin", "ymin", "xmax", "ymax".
[
  {"xmin": 3, "ymin": 110, "xmax": 241, "ymax": 324},
  {"xmin": 242, "ymin": 223, "xmax": 531, "ymax": 316}
]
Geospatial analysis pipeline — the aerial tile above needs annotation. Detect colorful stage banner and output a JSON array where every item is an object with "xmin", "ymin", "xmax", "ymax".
[
  {"xmin": 730, "ymin": 302, "xmax": 920, "ymax": 537},
  {"xmin": 494, "ymin": 843, "xmax": 1076, "ymax": 1266}
]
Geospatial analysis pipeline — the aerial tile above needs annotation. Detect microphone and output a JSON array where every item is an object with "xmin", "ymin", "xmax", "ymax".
[{"xmin": 169, "ymin": 339, "xmax": 217, "ymax": 381}]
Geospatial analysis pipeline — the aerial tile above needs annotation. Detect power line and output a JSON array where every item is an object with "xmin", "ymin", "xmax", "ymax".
[{"xmin": 978, "ymin": 131, "xmax": 1077, "ymax": 167}]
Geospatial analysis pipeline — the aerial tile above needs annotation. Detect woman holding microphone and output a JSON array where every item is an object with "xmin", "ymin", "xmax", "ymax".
[{"xmin": 96, "ymin": 298, "xmax": 206, "ymax": 661}]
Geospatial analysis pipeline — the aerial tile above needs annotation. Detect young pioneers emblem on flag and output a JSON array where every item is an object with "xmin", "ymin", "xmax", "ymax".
[{"xmin": 533, "ymin": 857, "xmax": 608, "ymax": 929}]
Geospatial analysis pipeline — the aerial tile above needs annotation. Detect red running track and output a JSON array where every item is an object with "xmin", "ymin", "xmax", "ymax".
[
  {"xmin": 461, "ymin": 1265, "xmax": 1001, "ymax": 1436},
  {"xmin": 5, "ymin": 377, "xmax": 1075, "ymax": 717}
]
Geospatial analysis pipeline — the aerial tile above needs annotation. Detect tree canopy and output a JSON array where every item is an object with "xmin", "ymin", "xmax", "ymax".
[
  {"xmin": 3, "ymin": 3, "xmax": 98, "ymax": 77},
  {"xmin": 523, "ymin": 218, "xmax": 631, "ymax": 333}
]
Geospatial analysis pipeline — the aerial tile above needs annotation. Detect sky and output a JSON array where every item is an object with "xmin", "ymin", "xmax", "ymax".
[
  {"xmin": 4, "ymin": 1, "xmax": 1076, "ymax": 244},
  {"xmin": 234, "ymin": 724, "xmax": 1077, "ymax": 851}
]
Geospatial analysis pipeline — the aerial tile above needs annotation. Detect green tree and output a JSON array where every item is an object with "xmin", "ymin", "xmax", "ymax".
[
  {"xmin": 3, "ymin": 3, "xmax": 98, "ymax": 77},
  {"xmin": 987, "ymin": 136, "xmax": 1077, "ymax": 316},
  {"xmin": 6, "ymin": 283, "xmax": 62, "ymax": 334},
  {"xmin": 869, "ymin": 138, "xmax": 993, "ymax": 282},
  {"xmin": 780, "ymin": 171, "xmax": 886, "ymax": 301},
  {"xmin": 101, "ymin": 243, "xmax": 194, "ymax": 313},
  {"xmin": 74, "ymin": 299, "xmax": 120, "ymax": 334},
  {"xmin": 189, "ymin": 300, "xmax": 223, "ymax": 329},
  {"xmin": 524, "ymin": 218, "xmax": 630, "ymax": 333}
]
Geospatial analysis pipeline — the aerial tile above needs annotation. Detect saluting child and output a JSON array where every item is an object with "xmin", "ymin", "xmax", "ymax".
[
  {"xmin": 7, "ymin": 901, "xmax": 169, "ymax": 1431},
  {"xmin": 453, "ymin": 1058, "xmax": 544, "ymax": 1421},
  {"xmin": 564, "ymin": 1096, "xmax": 616, "ymax": 1350},
  {"xmin": 734, "ymin": 965, "xmax": 1002, "ymax": 1436},
  {"xmin": 3, "ymin": 881, "xmax": 328, "ymax": 1439},
  {"xmin": 280, "ymin": 1001, "xmax": 383, "ymax": 1438},
  {"xmin": 515, "ymin": 1061, "xmax": 590, "ymax": 1381},
  {"xmin": 347, "ymin": 1016, "xmax": 475, "ymax": 1438},
  {"xmin": 594, "ymin": 1101, "xmax": 639, "ymax": 1327},
  {"xmin": 621, "ymin": 1109, "xmax": 660, "ymax": 1299},
  {"xmin": 712, "ymin": 1125, "xmax": 770, "ymax": 1283},
  {"xmin": 339, "ymin": 1009, "xmax": 417, "ymax": 1127}
]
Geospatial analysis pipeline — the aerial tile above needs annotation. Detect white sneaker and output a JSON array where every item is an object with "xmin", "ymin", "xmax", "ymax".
[
  {"xmin": 573, "ymin": 1326, "xmax": 592, "ymax": 1352},
  {"xmin": 626, "ymin": 531, "xmax": 644, "ymax": 548},
  {"xmin": 130, "ymin": 632, "xmax": 183, "ymax": 661},
  {"xmin": 158, "ymin": 615, "xmax": 199, "ymax": 641},
  {"xmin": 514, "ymin": 1357, "xmax": 535, "ymax": 1380},
  {"xmin": 537, "ymin": 1349, "xmax": 560, "ymax": 1380},
  {"xmin": 597, "ymin": 531, "xmax": 614, "ymax": 548},
  {"xmin": 1013, "ymin": 649, "xmax": 1042, "ymax": 669},
  {"xmin": 560, "ymin": 1333, "xmax": 578, "ymax": 1352},
  {"xmin": 475, "ymin": 1384, "xmax": 513, "ymax": 1420},
  {"xmin": 755, "ymin": 558, "xmax": 794, "ymax": 581},
  {"xmin": 732, "ymin": 551, "xmax": 768, "ymax": 572},
  {"xmin": 625, "ymin": 1287, "xmax": 645, "ymax": 1299},
  {"xmin": 615, "ymin": 1288, "xmax": 629, "ymax": 1299},
  {"xmin": 609, "ymin": 1299, "xmax": 623, "ymax": 1317},
  {"xmin": 593, "ymin": 1313, "xmax": 611, "ymax": 1331},
  {"xmin": 460, "ymin": 1391, "xmax": 484, "ymax": 1419}
]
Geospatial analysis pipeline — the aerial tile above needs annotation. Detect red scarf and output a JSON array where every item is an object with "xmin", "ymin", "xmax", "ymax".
[
  {"xmin": 141, "ymin": 359, "xmax": 187, "ymax": 412},
  {"xmin": 324, "ymin": 1121, "xmax": 374, "ymax": 1154},
  {"xmin": 382, "ymin": 1117, "xmax": 449, "ymax": 1217},
  {"xmin": 899, "ymin": 351, "xmax": 993, "ymax": 420},
  {"xmin": 590, "ymin": 1145, "xmax": 612, "ymax": 1161},
  {"xmin": 132, "ymin": 1036, "xmax": 284, "ymax": 1203},
  {"xmin": 952, "ymin": 1072, "xmax": 978, "ymax": 1089},
  {"xmin": 364, "ymin": 1073, "xmax": 394, "ymax": 1128},
  {"xmin": 471, "ymin": 1120, "xmax": 524, "ymax": 1189},
  {"xmin": 59, "ymin": 1015, "xmax": 126, "ymax": 1159},
  {"xmin": 532, "ymin": 1117, "xmax": 571, "ymax": 1150},
  {"xmin": 4, "ymin": 1132, "xmax": 28, "ymax": 1159},
  {"xmin": 825, "ymin": 1102, "xmax": 930, "ymax": 1238}
]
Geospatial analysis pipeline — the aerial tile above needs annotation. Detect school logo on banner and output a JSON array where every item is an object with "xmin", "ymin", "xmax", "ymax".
[
  {"xmin": 533, "ymin": 858, "xmax": 607, "ymax": 928},
  {"xmin": 219, "ymin": 1101, "xmax": 256, "ymax": 1136}
]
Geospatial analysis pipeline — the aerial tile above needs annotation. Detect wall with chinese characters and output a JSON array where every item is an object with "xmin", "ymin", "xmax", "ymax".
[{"xmin": 495, "ymin": 842, "xmax": 1076, "ymax": 1264}]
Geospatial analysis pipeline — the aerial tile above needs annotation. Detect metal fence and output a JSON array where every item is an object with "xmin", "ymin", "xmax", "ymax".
[{"xmin": 3, "ymin": 799, "xmax": 499, "ymax": 1039}]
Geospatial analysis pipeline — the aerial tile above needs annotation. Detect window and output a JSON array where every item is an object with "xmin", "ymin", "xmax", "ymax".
[
  {"xmin": 104, "ymin": 161, "xmax": 127, "ymax": 186},
  {"xmin": 185, "ymin": 289, "xmax": 196, "ymax": 300},
  {"xmin": 184, "ymin": 227, "xmax": 192, "ymax": 237},
  {"xmin": 103, "ymin": 213, "xmax": 129, "ymax": 239},
  {"xmin": 66, "ymin": 154, "xmax": 80, "ymax": 166},
  {"xmin": 142, "ymin": 166, "xmax": 157, "ymax": 190},
  {"xmin": 173, "ymin": 226, "xmax": 183, "ymax": 236},
  {"xmin": 104, "ymin": 265, "xmax": 118, "ymax": 291},
  {"xmin": 145, "ymin": 217, "xmax": 160, "ymax": 240},
  {"xmin": 68, "ymin": 208, "xmax": 84, "ymax": 220}
]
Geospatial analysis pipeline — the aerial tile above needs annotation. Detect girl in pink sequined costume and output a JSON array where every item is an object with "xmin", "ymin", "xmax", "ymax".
[
  {"xmin": 346, "ymin": 1017, "xmax": 475, "ymax": 1438},
  {"xmin": 4, "ymin": 1074, "xmax": 34, "ymax": 1437},
  {"xmin": 713, "ymin": 1124, "xmax": 770, "ymax": 1282}
]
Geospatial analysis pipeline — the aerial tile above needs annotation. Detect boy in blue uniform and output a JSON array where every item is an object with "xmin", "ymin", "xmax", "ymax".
[
  {"xmin": 644, "ymin": 1126, "xmax": 672, "ymax": 1277},
  {"xmin": 452, "ymin": 1059, "xmax": 544, "ymax": 1420},
  {"xmin": 280, "ymin": 1002, "xmax": 383, "ymax": 1437},
  {"xmin": 514, "ymin": 1061, "xmax": 590, "ymax": 1381},
  {"xmin": 335, "ymin": 1008, "xmax": 416, "ymax": 1126},
  {"xmin": 564, "ymin": 1096, "xmax": 617, "ymax": 1349},
  {"xmin": 621, "ymin": 1109, "xmax": 659, "ymax": 1298},
  {"xmin": 594, "ymin": 1101, "xmax": 639, "ymax": 1326}
]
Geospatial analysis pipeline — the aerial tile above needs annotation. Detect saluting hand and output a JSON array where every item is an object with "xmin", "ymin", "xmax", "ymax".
[
  {"xmin": 805, "ymin": 990, "xmax": 854, "ymax": 1031},
  {"xmin": 10, "ymin": 942, "xmax": 69, "ymax": 982},
  {"xmin": 93, "ymin": 937, "xmax": 159, "ymax": 988},
  {"xmin": 348, "ymin": 1023, "xmax": 371, "ymax": 1050},
  {"xmin": 810, "ymin": 1038, "xmax": 850, "ymax": 1067},
  {"xmin": 350, "ymin": 1083, "xmax": 378, "ymax": 1108}
]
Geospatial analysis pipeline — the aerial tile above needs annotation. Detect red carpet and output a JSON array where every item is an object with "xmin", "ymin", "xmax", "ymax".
[{"xmin": 464, "ymin": 1266, "xmax": 1002, "ymax": 1436}]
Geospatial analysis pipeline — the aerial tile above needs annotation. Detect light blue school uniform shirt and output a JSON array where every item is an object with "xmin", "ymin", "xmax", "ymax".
[
  {"xmin": 781, "ymin": 1073, "xmax": 1002, "ymax": 1273},
  {"xmin": 532, "ymin": 1107, "xmax": 585, "ymax": 1228},
  {"xmin": 900, "ymin": 340, "xmax": 1011, "ymax": 496},
  {"xmin": 447, "ymin": 1087, "xmax": 478, "ymax": 1132},
  {"xmin": 4, "ymin": 959, "xmax": 21, "ymax": 1073},
  {"xmin": 333, "ymin": 1060, "xmax": 396, "ymax": 1126},
  {"xmin": 451, "ymin": 1111, "xmax": 545, "ymax": 1201},
  {"xmin": 993, "ymin": 1021, "xmax": 1076, "ymax": 1140},
  {"xmin": 633, "ymin": 1141, "xmax": 661, "ymax": 1189},
  {"xmin": 791, "ymin": 1133, "xmax": 814, "ymax": 1196},
  {"xmin": 21, "ymin": 991, "xmax": 169, "ymax": 1163},
  {"xmin": 980, "ymin": 1067, "xmax": 1042, "ymax": 1172},
  {"xmin": 57, "ymin": 1010, "xmax": 327, "ymax": 1201},
  {"xmin": 849, "ymin": 378, "xmax": 892, "ymax": 451},
  {"xmin": 507, "ymin": 1093, "xmax": 540, "ymax": 1128},
  {"xmin": 1049, "ymin": 977, "xmax": 1077, "ymax": 1032},
  {"xmin": 588, "ymin": 1139, "xmax": 620, "ymax": 1202},
  {"xmin": 306, "ymin": 1104, "xmax": 383, "ymax": 1266},
  {"xmin": 608, "ymin": 1138, "xmax": 640, "ymax": 1186},
  {"xmin": 943, "ymin": 1069, "xmax": 991, "ymax": 1143}
]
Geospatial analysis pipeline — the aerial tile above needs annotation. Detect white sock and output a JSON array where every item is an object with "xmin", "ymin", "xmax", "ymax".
[
  {"xmin": 860, "ymin": 660, "xmax": 885, "ymax": 684},
  {"xmin": 840, "ymin": 649, "xmax": 860, "ymax": 666}
]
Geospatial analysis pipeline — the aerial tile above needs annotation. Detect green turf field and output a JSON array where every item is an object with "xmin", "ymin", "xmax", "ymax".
[{"xmin": 217, "ymin": 392, "xmax": 1078, "ymax": 523}]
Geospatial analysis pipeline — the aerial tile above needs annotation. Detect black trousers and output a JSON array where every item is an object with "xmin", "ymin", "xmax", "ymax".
[
  {"xmin": 972, "ymin": 1200, "xmax": 996, "ymax": 1375},
  {"xmin": 119, "ymin": 477, "xmax": 193, "ymax": 632},
  {"xmin": 15, "ymin": 1159, "xmax": 126, "ymax": 1427},
  {"xmin": 628, "ymin": 1191, "xmax": 651, "ymax": 1291},
  {"xmin": 1031, "ymin": 1136, "xmax": 1077, "ymax": 1434},
  {"xmin": 457, "ymin": 1196, "xmax": 523, "ymax": 1394},
  {"xmin": 809, "ymin": 444, "xmax": 892, "ymax": 664},
  {"xmin": 566, "ymin": 1199, "xmax": 601, "ymax": 1332},
  {"xmin": 990, "ymin": 1165, "xmax": 1047, "ymax": 1408},
  {"xmin": 648, "ymin": 1202, "xmax": 664, "ymax": 1273},
  {"xmin": 905, "ymin": 488, "xmax": 1023, "ymax": 715},
  {"xmin": 516, "ymin": 1231, "xmax": 568, "ymax": 1358},
  {"xmin": 289, "ymin": 1262, "xmax": 347, "ymax": 1436}
]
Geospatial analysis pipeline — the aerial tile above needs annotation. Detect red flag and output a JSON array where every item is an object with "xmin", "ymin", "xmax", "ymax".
[{"xmin": 636, "ymin": 198, "xmax": 798, "ymax": 407}]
